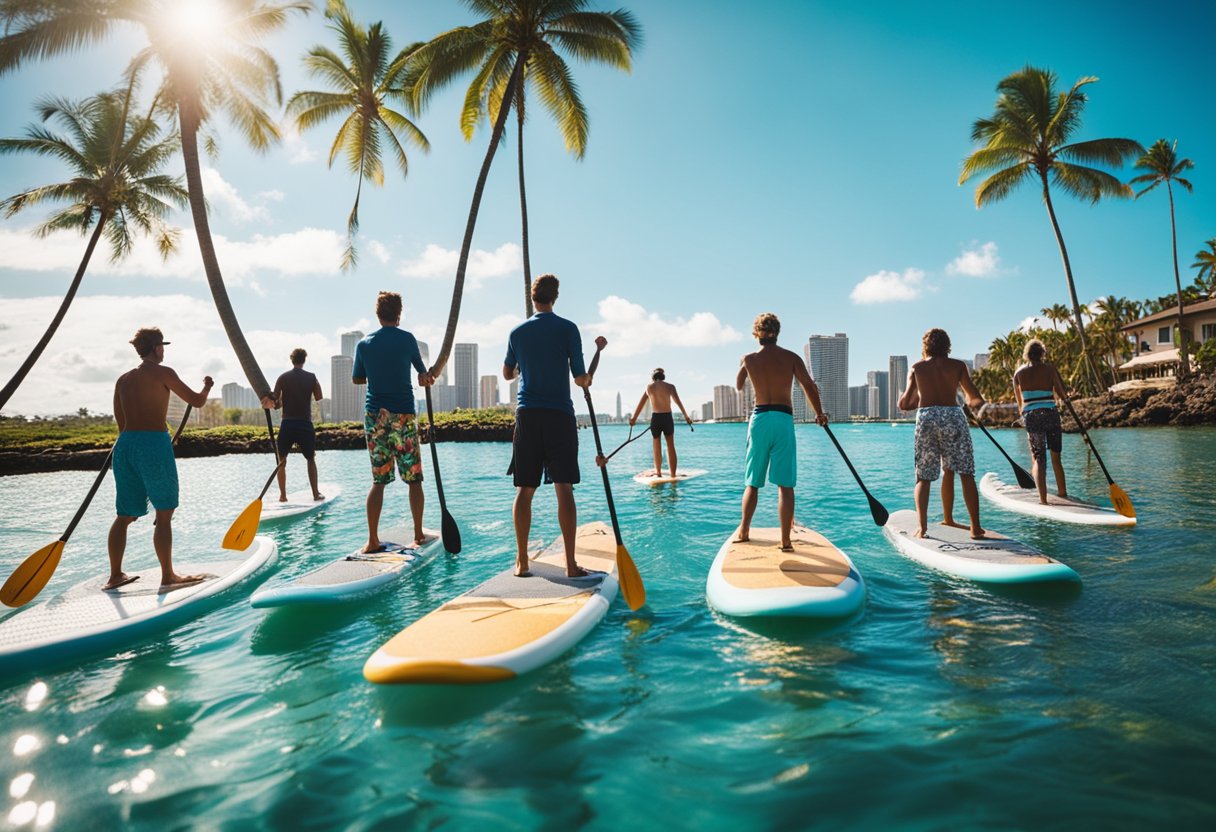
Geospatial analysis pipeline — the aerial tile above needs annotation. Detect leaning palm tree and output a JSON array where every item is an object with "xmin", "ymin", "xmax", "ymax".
[
  {"xmin": 960, "ymin": 66, "xmax": 1143, "ymax": 394},
  {"xmin": 0, "ymin": 0, "xmax": 310, "ymax": 400},
  {"xmin": 1194, "ymin": 238, "xmax": 1216, "ymax": 295},
  {"xmin": 287, "ymin": 0, "xmax": 430, "ymax": 271},
  {"xmin": 1131, "ymin": 139, "xmax": 1195, "ymax": 378},
  {"xmin": 0, "ymin": 89, "xmax": 187, "ymax": 410},
  {"xmin": 409, "ymin": 0, "xmax": 640, "ymax": 317}
]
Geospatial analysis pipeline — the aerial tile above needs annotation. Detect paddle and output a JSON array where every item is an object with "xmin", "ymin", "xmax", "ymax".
[
  {"xmin": 965, "ymin": 407, "xmax": 1036, "ymax": 489},
  {"xmin": 583, "ymin": 349, "xmax": 645, "ymax": 610},
  {"xmin": 221, "ymin": 457, "xmax": 285, "ymax": 552},
  {"xmin": 1, "ymin": 406, "xmax": 192, "ymax": 608},
  {"xmin": 820, "ymin": 423, "xmax": 889, "ymax": 526},
  {"xmin": 424, "ymin": 383, "xmax": 462, "ymax": 553},
  {"xmin": 1058, "ymin": 396, "xmax": 1136, "ymax": 518}
]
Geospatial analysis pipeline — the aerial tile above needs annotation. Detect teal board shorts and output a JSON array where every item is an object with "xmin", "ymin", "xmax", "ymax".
[
  {"xmin": 113, "ymin": 430, "xmax": 179, "ymax": 518},
  {"xmin": 744, "ymin": 408, "xmax": 797, "ymax": 488}
]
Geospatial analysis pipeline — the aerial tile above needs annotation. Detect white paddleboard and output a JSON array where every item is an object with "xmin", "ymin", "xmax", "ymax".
[
  {"xmin": 250, "ymin": 528, "xmax": 441, "ymax": 608},
  {"xmin": 707, "ymin": 525, "xmax": 865, "ymax": 618},
  {"xmin": 260, "ymin": 483, "xmax": 341, "ymax": 521},
  {"xmin": 0, "ymin": 537, "xmax": 277, "ymax": 672},
  {"xmin": 883, "ymin": 509, "xmax": 1079, "ymax": 583},
  {"xmin": 364, "ymin": 522, "xmax": 618, "ymax": 684},
  {"xmin": 980, "ymin": 472, "xmax": 1134, "ymax": 527},
  {"xmin": 633, "ymin": 468, "xmax": 707, "ymax": 486}
]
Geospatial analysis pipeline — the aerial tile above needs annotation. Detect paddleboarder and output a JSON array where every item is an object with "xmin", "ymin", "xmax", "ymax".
[
  {"xmin": 1013, "ymin": 338, "xmax": 1069, "ymax": 504},
  {"xmin": 503, "ymin": 274, "xmax": 607, "ymax": 578},
  {"xmin": 353, "ymin": 291, "xmax": 434, "ymax": 552},
  {"xmin": 261, "ymin": 347, "xmax": 324, "ymax": 503},
  {"xmin": 629, "ymin": 368, "xmax": 693, "ymax": 478},
  {"xmin": 735, "ymin": 313, "xmax": 828, "ymax": 551},
  {"xmin": 105, "ymin": 327, "xmax": 213, "ymax": 593},
  {"xmin": 897, "ymin": 328, "xmax": 987, "ymax": 539}
]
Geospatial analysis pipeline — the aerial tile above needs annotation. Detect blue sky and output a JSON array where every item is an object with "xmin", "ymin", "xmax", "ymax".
[{"xmin": 1, "ymin": 0, "xmax": 1214, "ymax": 415}]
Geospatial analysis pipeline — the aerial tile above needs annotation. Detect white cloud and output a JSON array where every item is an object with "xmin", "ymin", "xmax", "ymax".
[
  {"xmin": 367, "ymin": 240, "xmax": 392, "ymax": 265},
  {"xmin": 588, "ymin": 295, "xmax": 742, "ymax": 357},
  {"xmin": 850, "ymin": 268, "xmax": 927, "ymax": 304},
  {"xmin": 282, "ymin": 124, "xmax": 317, "ymax": 165},
  {"xmin": 200, "ymin": 167, "xmax": 270, "ymax": 223},
  {"xmin": 946, "ymin": 241, "xmax": 1001, "ymax": 277},
  {"xmin": 398, "ymin": 242, "xmax": 521, "ymax": 289},
  {"xmin": 258, "ymin": 190, "xmax": 285, "ymax": 202}
]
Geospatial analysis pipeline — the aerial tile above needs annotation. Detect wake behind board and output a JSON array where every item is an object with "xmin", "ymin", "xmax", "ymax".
[
  {"xmin": 364, "ymin": 522, "xmax": 618, "ymax": 684},
  {"xmin": 0, "ymin": 537, "xmax": 277, "ymax": 672},
  {"xmin": 633, "ymin": 468, "xmax": 707, "ymax": 486},
  {"xmin": 883, "ymin": 509, "xmax": 1079, "ymax": 584},
  {"xmin": 260, "ymin": 483, "xmax": 341, "ymax": 522},
  {"xmin": 980, "ymin": 472, "xmax": 1134, "ymax": 527},
  {"xmin": 250, "ymin": 528, "xmax": 441, "ymax": 608},
  {"xmin": 706, "ymin": 525, "xmax": 865, "ymax": 617}
]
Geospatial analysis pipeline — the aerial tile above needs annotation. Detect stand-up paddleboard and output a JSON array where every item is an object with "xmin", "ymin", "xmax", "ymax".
[
  {"xmin": 883, "ymin": 509, "xmax": 1079, "ymax": 583},
  {"xmin": 633, "ymin": 469, "xmax": 707, "ymax": 486},
  {"xmin": 706, "ymin": 525, "xmax": 865, "ymax": 617},
  {"xmin": 260, "ymin": 484, "xmax": 341, "ymax": 522},
  {"xmin": 364, "ymin": 522, "xmax": 618, "ymax": 684},
  {"xmin": 980, "ymin": 472, "xmax": 1135, "ymax": 527},
  {"xmin": 0, "ymin": 537, "xmax": 277, "ymax": 672},
  {"xmin": 250, "ymin": 528, "xmax": 441, "ymax": 608}
]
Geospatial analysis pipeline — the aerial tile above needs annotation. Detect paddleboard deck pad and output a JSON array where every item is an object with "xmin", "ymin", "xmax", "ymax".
[
  {"xmin": 0, "ymin": 537, "xmax": 277, "ymax": 671},
  {"xmin": 633, "ymin": 469, "xmax": 707, "ymax": 486},
  {"xmin": 980, "ymin": 472, "xmax": 1134, "ymax": 526},
  {"xmin": 260, "ymin": 483, "xmax": 341, "ymax": 521},
  {"xmin": 364, "ymin": 522, "xmax": 618, "ymax": 684},
  {"xmin": 883, "ymin": 509, "xmax": 1079, "ymax": 583},
  {"xmin": 250, "ymin": 529, "xmax": 441, "ymax": 608},
  {"xmin": 706, "ymin": 525, "xmax": 865, "ymax": 617}
]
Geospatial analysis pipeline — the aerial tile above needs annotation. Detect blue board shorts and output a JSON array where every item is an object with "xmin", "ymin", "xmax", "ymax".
[
  {"xmin": 113, "ymin": 430, "xmax": 179, "ymax": 517},
  {"xmin": 744, "ymin": 409, "xmax": 796, "ymax": 488}
]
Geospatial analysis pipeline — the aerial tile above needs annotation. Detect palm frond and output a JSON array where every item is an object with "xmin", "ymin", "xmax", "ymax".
[
  {"xmin": 1058, "ymin": 137, "xmax": 1143, "ymax": 168},
  {"xmin": 959, "ymin": 146, "xmax": 1026, "ymax": 183},
  {"xmin": 1051, "ymin": 161, "xmax": 1131, "ymax": 204},
  {"xmin": 972, "ymin": 162, "xmax": 1033, "ymax": 207},
  {"xmin": 530, "ymin": 47, "xmax": 588, "ymax": 156}
]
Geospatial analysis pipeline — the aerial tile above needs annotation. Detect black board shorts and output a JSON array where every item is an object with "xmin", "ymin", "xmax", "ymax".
[
  {"xmin": 650, "ymin": 412, "xmax": 675, "ymax": 437},
  {"xmin": 277, "ymin": 418, "xmax": 316, "ymax": 460},
  {"xmin": 509, "ymin": 407, "xmax": 580, "ymax": 487}
]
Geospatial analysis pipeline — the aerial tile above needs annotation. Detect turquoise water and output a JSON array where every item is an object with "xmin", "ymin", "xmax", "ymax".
[{"xmin": 1, "ymin": 424, "xmax": 1214, "ymax": 830}]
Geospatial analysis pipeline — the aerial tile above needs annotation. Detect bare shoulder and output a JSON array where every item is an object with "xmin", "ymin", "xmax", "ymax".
[{"xmin": 910, "ymin": 359, "xmax": 929, "ymax": 372}]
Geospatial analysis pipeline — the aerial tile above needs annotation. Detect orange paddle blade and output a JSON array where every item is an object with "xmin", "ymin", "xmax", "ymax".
[
  {"xmin": 222, "ymin": 499, "xmax": 262, "ymax": 551},
  {"xmin": 616, "ymin": 544, "xmax": 646, "ymax": 610},
  {"xmin": 1110, "ymin": 483, "xmax": 1136, "ymax": 518},
  {"xmin": 1, "ymin": 540, "xmax": 65, "ymax": 608}
]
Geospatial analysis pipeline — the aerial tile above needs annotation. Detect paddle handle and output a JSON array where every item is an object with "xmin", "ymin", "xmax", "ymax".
[
  {"xmin": 424, "ymin": 385, "xmax": 449, "ymax": 514},
  {"xmin": 1059, "ymin": 396, "xmax": 1115, "ymax": 485},
  {"xmin": 583, "ymin": 385, "xmax": 623, "ymax": 547},
  {"xmin": 264, "ymin": 408, "xmax": 280, "ymax": 466}
]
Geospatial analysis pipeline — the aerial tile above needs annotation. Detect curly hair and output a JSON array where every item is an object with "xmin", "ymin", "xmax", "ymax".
[
  {"xmin": 753, "ymin": 313, "xmax": 780, "ymax": 344},
  {"xmin": 532, "ymin": 274, "xmax": 559, "ymax": 305},
  {"xmin": 290, "ymin": 347, "xmax": 307, "ymax": 366},
  {"xmin": 130, "ymin": 327, "xmax": 166, "ymax": 357},
  {"xmin": 375, "ymin": 291, "xmax": 402, "ymax": 322},
  {"xmin": 651, "ymin": 368, "xmax": 665, "ymax": 381},
  {"xmin": 922, "ymin": 328, "xmax": 951, "ymax": 358}
]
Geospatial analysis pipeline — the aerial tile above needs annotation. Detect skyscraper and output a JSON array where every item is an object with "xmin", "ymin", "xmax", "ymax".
[
  {"xmin": 866, "ymin": 370, "xmax": 889, "ymax": 421},
  {"xmin": 791, "ymin": 383, "xmax": 809, "ymax": 422},
  {"xmin": 615, "ymin": 392, "xmax": 622, "ymax": 421},
  {"xmin": 509, "ymin": 378, "xmax": 519, "ymax": 409},
  {"xmin": 888, "ymin": 355, "xmax": 908, "ymax": 419},
  {"xmin": 454, "ymin": 343, "xmax": 478, "ymax": 409},
  {"xmin": 480, "ymin": 374, "xmax": 499, "ymax": 408},
  {"xmin": 340, "ymin": 330, "xmax": 363, "ymax": 358},
  {"xmin": 417, "ymin": 340, "xmax": 429, "ymax": 372},
  {"xmin": 713, "ymin": 385, "xmax": 739, "ymax": 420},
  {"xmin": 701, "ymin": 401, "xmax": 714, "ymax": 422},
  {"xmin": 739, "ymin": 377, "xmax": 755, "ymax": 416},
  {"xmin": 330, "ymin": 354, "xmax": 362, "ymax": 422},
  {"xmin": 849, "ymin": 384, "xmax": 869, "ymax": 417},
  {"xmin": 806, "ymin": 333, "xmax": 849, "ymax": 422}
]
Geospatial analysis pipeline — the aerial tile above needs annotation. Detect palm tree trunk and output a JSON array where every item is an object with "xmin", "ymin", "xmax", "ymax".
[
  {"xmin": 1167, "ymin": 182, "xmax": 1190, "ymax": 378},
  {"xmin": 431, "ymin": 52, "xmax": 528, "ymax": 377},
  {"xmin": 0, "ymin": 213, "xmax": 108, "ymax": 410},
  {"xmin": 179, "ymin": 107, "xmax": 270, "ymax": 399},
  {"xmin": 517, "ymin": 88, "xmax": 533, "ymax": 318},
  {"xmin": 1041, "ymin": 177, "xmax": 1102, "ymax": 394}
]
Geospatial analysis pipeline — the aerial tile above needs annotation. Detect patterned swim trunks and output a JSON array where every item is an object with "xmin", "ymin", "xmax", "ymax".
[
  {"xmin": 364, "ymin": 409, "xmax": 424, "ymax": 485},
  {"xmin": 913, "ymin": 405, "xmax": 974, "ymax": 481},
  {"xmin": 1024, "ymin": 407, "xmax": 1063, "ymax": 463}
]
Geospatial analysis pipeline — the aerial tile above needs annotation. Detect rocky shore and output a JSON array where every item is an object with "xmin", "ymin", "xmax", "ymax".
[{"xmin": 977, "ymin": 376, "xmax": 1216, "ymax": 430}]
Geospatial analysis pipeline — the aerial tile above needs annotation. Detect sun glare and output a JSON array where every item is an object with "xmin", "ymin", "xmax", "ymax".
[{"xmin": 162, "ymin": 0, "xmax": 229, "ymax": 45}]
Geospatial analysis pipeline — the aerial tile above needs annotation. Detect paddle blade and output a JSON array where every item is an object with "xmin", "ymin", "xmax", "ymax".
[
  {"xmin": 222, "ymin": 499, "xmax": 262, "ymax": 551},
  {"xmin": 441, "ymin": 509, "xmax": 462, "ymax": 554},
  {"xmin": 616, "ymin": 544, "xmax": 646, "ymax": 610},
  {"xmin": 1, "ymin": 540, "xmax": 64, "ymax": 608},
  {"xmin": 1110, "ymin": 483, "xmax": 1136, "ymax": 518},
  {"xmin": 867, "ymin": 494, "xmax": 890, "ymax": 527},
  {"xmin": 1012, "ymin": 461, "xmax": 1036, "ymax": 490}
]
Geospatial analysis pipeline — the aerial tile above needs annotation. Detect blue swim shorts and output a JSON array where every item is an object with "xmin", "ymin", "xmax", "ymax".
[
  {"xmin": 744, "ymin": 410, "xmax": 796, "ymax": 488},
  {"xmin": 113, "ymin": 430, "xmax": 179, "ymax": 517}
]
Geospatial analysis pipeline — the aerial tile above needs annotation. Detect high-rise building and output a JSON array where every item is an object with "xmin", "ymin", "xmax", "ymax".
[
  {"xmin": 330, "ymin": 354, "xmax": 363, "ymax": 422},
  {"xmin": 888, "ymin": 355, "xmax": 908, "ymax": 419},
  {"xmin": 739, "ymin": 377, "xmax": 755, "ymax": 416},
  {"xmin": 866, "ymin": 370, "xmax": 889, "ymax": 421},
  {"xmin": 479, "ymin": 374, "xmax": 499, "ymax": 408},
  {"xmin": 340, "ymin": 330, "xmax": 363, "ymax": 358},
  {"xmin": 417, "ymin": 341, "xmax": 429, "ymax": 372},
  {"xmin": 974, "ymin": 352, "xmax": 990, "ymax": 371},
  {"xmin": 454, "ymin": 343, "xmax": 478, "ymax": 409},
  {"xmin": 806, "ymin": 333, "xmax": 849, "ymax": 422},
  {"xmin": 713, "ymin": 385, "xmax": 739, "ymax": 420},
  {"xmin": 220, "ymin": 382, "xmax": 258, "ymax": 410},
  {"xmin": 849, "ymin": 384, "xmax": 869, "ymax": 417},
  {"xmin": 615, "ymin": 392, "xmax": 622, "ymax": 421},
  {"xmin": 509, "ymin": 378, "xmax": 519, "ymax": 409},
  {"xmin": 701, "ymin": 401, "xmax": 714, "ymax": 422},
  {"xmin": 432, "ymin": 384, "xmax": 459, "ymax": 413},
  {"xmin": 791, "ymin": 383, "xmax": 809, "ymax": 422}
]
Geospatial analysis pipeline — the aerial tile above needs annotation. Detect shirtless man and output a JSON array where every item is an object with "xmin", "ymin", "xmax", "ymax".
[
  {"xmin": 736, "ymin": 313, "xmax": 828, "ymax": 550},
  {"xmin": 106, "ymin": 327, "xmax": 213, "ymax": 592},
  {"xmin": 629, "ymin": 368, "xmax": 692, "ymax": 478},
  {"xmin": 897, "ymin": 327, "xmax": 986, "ymax": 539},
  {"xmin": 261, "ymin": 347, "xmax": 324, "ymax": 503}
]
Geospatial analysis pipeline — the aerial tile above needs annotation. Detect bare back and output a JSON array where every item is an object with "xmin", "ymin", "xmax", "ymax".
[
  {"xmin": 907, "ymin": 357, "xmax": 979, "ymax": 408},
  {"xmin": 114, "ymin": 363, "xmax": 203, "ymax": 432},
  {"xmin": 647, "ymin": 380, "xmax": 676, "ymax": 413},
  {"xmin": 1013, "ymin": 361, "xmax": 1065, "ymax": 407},
  {"xmin": 740, "ymin": 345, "xmax": 816, "ymax": 407}
]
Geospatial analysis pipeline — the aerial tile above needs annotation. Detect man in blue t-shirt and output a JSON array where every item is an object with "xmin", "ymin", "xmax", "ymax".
[
  {"xmin": 352, "ymin": 291, "xmax": 434, "ymax": 552},
  {"xmin": 503, "ymin": 274, "xmax": 607, "ymax": 578}
]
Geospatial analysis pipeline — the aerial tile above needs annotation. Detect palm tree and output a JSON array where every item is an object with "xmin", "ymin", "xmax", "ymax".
[
  {"xmin": 407, "ymin": 0, "xmax": 642, "ymax": 323},
  {"xmin": 1192, "ymin": 238, "xmax": 1216, "ymax": 295},
  {"xmin": 960, "ymin": 66, "xmax": 1143, "ymax": 394},
  {"xmin": 1041, "ymin": 302, "xmax": 1071, "ymax": 331},
  {"xmin": 0, "ymin": 88, "xmax": 187, "ymax": 410},
  {"xmin": 286, "ymin": 0, "xmax": 429, "ymax": 271},
  {"xmin": 1132, "ymin": 139, "xmax": 1195, "ymax": 378},
  {"xmin": 0, "ymin": 0, "xmax": 311, "ymax": 400}
]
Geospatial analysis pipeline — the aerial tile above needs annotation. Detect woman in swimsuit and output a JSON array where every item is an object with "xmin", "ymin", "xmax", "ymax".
[{"xmin": 1013, "ymin": 339, "xmax": 1069, "ymax": 504}]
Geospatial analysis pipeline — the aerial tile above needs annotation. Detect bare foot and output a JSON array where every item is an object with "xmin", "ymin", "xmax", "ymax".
[
  {"xmin": 159, "ymin": 573, "xmax": 209, "ymax": 593},
  {"xmin": 278, "ymin": 495, "xmax": 288, "ymax": 503},
  {"xmin": 413, "ymin": 535, "xmax": 429, "ymax": 548},
  {"xmin": 970, "ymin": 528, "xmax": 988, "ymax": 540},
  {"xmin": 914, "ymin": 528, "xmax": 928, "ymax": 539},
  {"xmin": 733, "ymin": 526, "xmax": 750, "ymax": 543},
  {"xmin": 942, "ymin": 519, "xmax": 967, "ymax": 530},
  {"xmin": 780, "ymin": 544, "xmax": 795, "ymax": 552},
  {"xmin": 362, "ymin": 541, "xmax": 385, "ymax": 554},
  {"xmin": 102, "ymin": 574, "xmax": 139, "ymax": 591},
  {"xmin": 514, "ymin": 561, "xmax": 531, "ymax": 578},
  {"xmin": 566, "ymin": 564, "xmax": 590, "ymax": 578},
  {"xmin": 313, "ymin": 493, "xmax": 325, "ymax": 501}
]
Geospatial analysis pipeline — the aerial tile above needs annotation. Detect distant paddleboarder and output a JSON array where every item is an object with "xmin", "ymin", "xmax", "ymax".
[
  {"xmin": 1013, "ymin": 338, "xmax": 1069, "ymax": 504},
  {"xmin": 735, "ymin": 313, "xmax": 828, "ymax": 551},
  {"xmin": 261, "ymin": 347, "xmax": 324, "ymax": 503},
  {"xmin": 353, "ymin": 292, "xmax": 434, "ymax": 552},
  {"xmin": 629, "ymin": 368, "xmax": 693, "ymax": 478},
  {"xmin": 503, "ymin": 274, "xmax": 607, "ymax": 578},
  {"xmin": 105, "ymin": 327, "xmax": 213, "ymax": 593},
  {"xmin": 897, "ymin": 328, "xmax": 987, "ymax": 539}
]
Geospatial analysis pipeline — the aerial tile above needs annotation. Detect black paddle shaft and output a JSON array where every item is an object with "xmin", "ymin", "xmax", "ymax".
[
  {"xmin": 264, "ymin": 408, "xmax": 280, "ymax": 466},
  {"xmin": 583, "ymin": 386, "xmax": 624, "ymax": 547},
  {"xmin": 966, "ymin": 408, "xmax": 1035, "ymax": 488},
  {"xmin": 821, "ymin": 423, "xmax": 889, "ymax": 526},
  {"xmin": 425, "ymin": 385, "xmax": 461, "ymax": 553},
  {"xmin": 1059, "ymin": 396, "xmax": 1115, "ymax": 484}
]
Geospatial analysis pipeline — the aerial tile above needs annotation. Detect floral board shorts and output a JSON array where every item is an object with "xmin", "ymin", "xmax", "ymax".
[
  {"xmin": 364, "ymin": 409, "xmax": 423, "ymax": 485},
  {"xmin": 1023, "ymin": 407, "xmax": 1063, "ymax": 463},
  {"xmin": 913, "ymin": 406, "xmax": 974, "ymax": 481}
]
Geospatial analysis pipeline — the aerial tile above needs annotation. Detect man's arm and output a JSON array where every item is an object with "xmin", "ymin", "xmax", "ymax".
[
  {"xmin": 164, "ymin": 367, "xmax": 213, "ymax": 408},
  {"xmin": 1051, "ymin": 364, "xmax": 1069, "ymax": 402},
  {"xmin": 735, "ymin": 359, "xmax": 748, "ymax": 391},
  {"xmin": 898, "ymin": 369, "xmax": 919, "ymax": 412},
  {"xmin": 1012, "ymin": 369, "xmax": 1024, "ymax": 410},
  {"xmin": 671, "ymin": 387, "xmax": 692, "ymax": 423},
  {"xmin": 113, "ymin": 380, "xmax": 125, "ymax": 432},
  {"xmin": 574, "ymin": 335, "xmax": 606, "ymax": 389},
  {"xmin": 502, "ymin": 363, "xmax": 517, "ymax": 381},
  {"xmin": 261, "ymin": 376, "xmax": 283, "ymax": 410},
  {"xmin": 960, "ymin": 365, "xmax": 984, "ymax": 410},
  {"xmin": 313, "ymin": 378, "xmax": 323, "ymax": 401},
  {"xmin": 793, "ymin": 359, "xmax": 827, "ymax": 425},
  {"xmin": 352, "ymin": 343, "xmax": 366, "ymax": 385},
  {"xmin": 630, "ymin": 392, "xmax": 647, "ymax": 425}
]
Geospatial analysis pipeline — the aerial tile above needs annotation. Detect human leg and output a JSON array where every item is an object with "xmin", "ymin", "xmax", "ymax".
[
  {"xmin": 105, "ymin": 515, "xmax": 138, "ymax": 590},
  {"xmin": 666, "ymin": 433, "xmax": 678, "ymax": 477},
  {"xmin": 276, "ymin": 460, "xmax": 289, "ymax": 502},
  {"xmin": 738, "ymin": 486, "xmax": 758, "ymax": 542},
  {"xmin": 652, "ymin": 436, "xmax": 662, "ymax": 476},
  {"xmin": 364, "ymin": 482, "xmax": 386, "ymax": 552},
  {"xmin": 307, "ymin": 456, "xmax": 322, "ymax": 500},
  {"xmin": 778, "ymin": 486, "xmax": 795, "ymax": 549},
  {"xmin": 942, "ymin": 467, "xmax": 963, "ymax": 527},
  {"xmin": 152, "ymin": 508, "xmax": 206, "ymax": 590},
  {"xmin": 407, "ymin": 480, "xmax": 425, "ymax": 545},
  {"xmin": 914, "ymin": 479, "xmax": 931, "ymax": 537},
  {"xmin": 554, "ymin": 482, "xmax": 586, "ymax": 577},
  {"xmin": 1050, "ymin": 450, "xmax": 1067, "ymax": 498},
  {"xmin": 513, "ymin": 487, "xmax": 536, "ymax": 576},
  {"xmin": 960, "ymin": 474, "xmax": 985, "ymax": 538}
]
